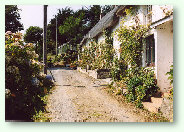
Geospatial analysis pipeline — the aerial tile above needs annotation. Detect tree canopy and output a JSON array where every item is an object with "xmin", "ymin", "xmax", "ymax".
[
  {"xmin": 24, "ymin": 26, "xmax": 43, "ymax": 44},
  {"xmin": 5, "ymin": 5, "xmax": 24, "ymax": 33},
  {"xmin": 47, "ymin": 7, "xmax": 74, "ymax": 46},
  {"xmin": 24, "ymin": 26, "xmax": 43, "ymax": 43},
  {"xmin": 24, "ymin": 26, "xmax": 43, "ymax": 60},
  {"xmin": 47, "ymin": 5, "xmax": 114, "ymax": 53}
]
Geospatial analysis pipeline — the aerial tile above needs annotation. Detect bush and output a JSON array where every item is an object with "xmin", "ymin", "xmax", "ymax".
[
  {"xmin": 124, "ymin": 67, "xmax": 158, "ymax": 108},
  {"xmin": 5, "ymin": 32, "xmax": 53, "ymax": 121},
  {"xmin": 79, "ymin": 40, "xmax": 115, "ymax": 70},
  {"xmin": 166, "ymin": 65, "xmax": 173, "ymax": 85},
  {"xmin": 110, "ymin": 57, "xmax": 127, "ymax": 81},
  {"xmin": 166, "ymin": 65, "xmax": 173, "ymax": 99}
]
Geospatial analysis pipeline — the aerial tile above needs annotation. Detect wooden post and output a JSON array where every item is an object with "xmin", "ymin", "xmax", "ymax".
[
  {"xmin": 43, "ymin": 5, "xmax": 48, "ymax": 74},
  {"xmin": 56, "ymin": 15, "xmax": 58, "ymax": 56}
]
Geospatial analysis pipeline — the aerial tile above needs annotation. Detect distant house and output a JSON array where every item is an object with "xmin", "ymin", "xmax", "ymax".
[{"xmin": 80, "ymin": 5, "xmax": 173, "ymax": 93}]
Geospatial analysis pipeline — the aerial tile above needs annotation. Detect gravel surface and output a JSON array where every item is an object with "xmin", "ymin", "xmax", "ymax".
[{"xmin": 46, "ymin": 68, "xmax": 145, "ymax": 122}]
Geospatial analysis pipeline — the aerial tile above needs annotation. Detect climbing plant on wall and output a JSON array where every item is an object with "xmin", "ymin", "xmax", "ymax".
[
  {"xmin": 112, "ymin": 6, "xmax": 158, "ymax": 108},
  {"xmin": 115, "ymin": 24, "xmax": 149, "ymax": 67},
  {"xmin": 79, "ymin": 39, "xmax": 115, "ymax": 70}
]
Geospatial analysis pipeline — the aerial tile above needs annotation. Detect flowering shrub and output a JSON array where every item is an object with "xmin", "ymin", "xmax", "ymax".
[{"xmin": 5, "ymin": 32, "xmax": 53, "ymax": 121}]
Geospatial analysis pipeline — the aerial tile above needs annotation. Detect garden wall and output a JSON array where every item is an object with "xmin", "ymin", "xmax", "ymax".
[{"xmin": 77, "ymin": 67, "xmax": 110, "ymax": 79}]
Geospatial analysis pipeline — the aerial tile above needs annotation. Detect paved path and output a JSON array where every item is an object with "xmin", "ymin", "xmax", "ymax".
[{"xmin": 46, "ymin": 68, "xmax": 145, "ymax": 122}]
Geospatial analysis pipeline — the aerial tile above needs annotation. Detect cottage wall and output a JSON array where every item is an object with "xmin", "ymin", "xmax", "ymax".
[
  {"xmin": 113, "ymin": 5, "xmax": 173, "ymax": 93},
  {"xmin": 111, "ymin": 6, "xmax": 146, "ymax": 59},
  {"xmin": 112, "ymin": 18, "xmax": 121, "ymax": 59},
  {"xmin": 155, "ymin": 20, "xmax": 173, "ymax": 93},
  {"xmin": 81, "ymin": 5, "xmax": 173, "ymax": 93}
]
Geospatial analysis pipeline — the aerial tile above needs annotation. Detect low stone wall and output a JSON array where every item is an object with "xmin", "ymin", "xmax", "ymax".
[
  {"xmin": 77, "ymin": 67, "xmax": 110, "ymax": 79},
  {"xmin": 88, "ymin": 70, "xmax": 97, "ymax": 79},
  {"xmin": 97, "ymin": 69, "xmax": 111, "ymax": 79}
]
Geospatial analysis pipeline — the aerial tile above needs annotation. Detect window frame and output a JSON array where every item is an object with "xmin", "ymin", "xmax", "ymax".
[{"xmin": 146, "ymin": 34, "xmax": 155, "ymax": 67}]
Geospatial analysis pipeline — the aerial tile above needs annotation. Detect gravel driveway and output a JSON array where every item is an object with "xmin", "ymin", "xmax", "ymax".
[{"xmin": 46, "ymin": 68, "xmax": 145, "ymax": 122}]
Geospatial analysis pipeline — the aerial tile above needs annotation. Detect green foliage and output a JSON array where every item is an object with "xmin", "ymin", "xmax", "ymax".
[
  {"xmin": 124, "ymin": 6, "xmax": 140, "ymax": 17},
  {"xmin": 87, "ymin": 5, "xmax": 101, "ymax": 28},
  {"xmin": 125, "ymin": 67, "xmax": 158, "ymax": 108},
  {"xmin": 5, "ymin": 33, "xmax": 53, "ymax": 121},
  {"xmin": 24, "ymin": 26, "xmax": 43, "ymax": 60},
  {"xmin": 47, "ymin": 5, "xmax": 114, "ymax": 52},
  {"xmin": 112, "ymin": 9, "xmax": 158, "ymax": 108},
  {"xmin": 166, "ymin": 65, "xmax": 173, "ymax": 99},
  {"xmin": 79, "ymin": 40, "xmax": 115, "ymax": 70},
  {"xmin": 5, "ymin": 5, "xmax": 24, "ymax": 32},
  {"xmin": 101, "ymin": 5, "xmax": 115, "ymax": 16},
  {"xmin": 115, "ymin": 24, "xmax": 149, "ymax": 67},
  {"xmin": 169, "ymin": 88, "xmax": 173, "ymax": 99},
  {"xmin": 59, "ymin": 15, "xmax": 82, "ymax": 33},
  {"xmin": 24, "ymin": 26, "xmax": 43, "ymax": 44},
  {"xmin": 62, "ymin": 49, "xmax": 78, "ymax": 64},
  {"xmin": 166, "ymin": 65, "xmax": 173, "ymax": 85},
  {"xmin": 32, "ymin": 109, "xmax": 50, "ymax": 122},
  {"xmin": 47, "ymin": 7, "xmax": 74, "ymax": 45},
  {"xmin": 110, "ymin": 57, "xmax": 127, "ymax": 81}
]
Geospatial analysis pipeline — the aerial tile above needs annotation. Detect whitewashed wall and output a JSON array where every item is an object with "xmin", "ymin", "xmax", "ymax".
[
  {"xmin": 81, "ymin": 5, "xmax": 173, "ymax": 93},
  {"xmin": 113, "ymin": 5, "xmax": 173, "ymax": 93},
  {"xmin": 112, "ymin": 18, "xmax": 122, "ymax": 59},
  {"xmin": 155, "ymin": 20, "xmax": 173, "ymax": 93}
]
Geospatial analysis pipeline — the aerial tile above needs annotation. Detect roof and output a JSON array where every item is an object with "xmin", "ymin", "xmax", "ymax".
[
  {"xmin": 150, "ymin": 15, "xmax": 173, "ymax": 28},
  {"xmin": 80, "ymin": 5, "xmax": 125, "ymax": 45}
]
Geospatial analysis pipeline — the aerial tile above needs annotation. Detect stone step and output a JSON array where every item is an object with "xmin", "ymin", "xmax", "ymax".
[
  {"xmin": 142, "ymin": 102, "xmax": 159, "ymax": 113},
  {"xmin": 142, "ymin": 97, "xmax": 164, "ymax": 113},
  {"xmin": 151, "ymin": 97, "xmax": 163, "ymax": 108}
]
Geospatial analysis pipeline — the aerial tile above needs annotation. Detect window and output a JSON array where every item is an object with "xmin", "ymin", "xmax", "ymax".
[{"xmin": 146, "ymin": 34, "xmax": 155, "ymax": 67}]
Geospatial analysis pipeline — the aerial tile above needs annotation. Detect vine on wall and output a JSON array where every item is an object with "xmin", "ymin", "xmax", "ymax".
[
  {"xmin": 112, "ymin": 6, "xmax": 158, "ymax": 107},
  {"xmin": 79, "ymin": 39, "xmax": 115, "ymax": 70},
  {"xmin": 115, "ymin": 24, "xmax": 149, "ymax": 67}
]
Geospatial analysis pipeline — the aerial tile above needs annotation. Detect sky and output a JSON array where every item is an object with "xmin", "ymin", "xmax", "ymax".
[{"xmin": 18, "ymin": 5, "xmax": 85, "ymax": 34}]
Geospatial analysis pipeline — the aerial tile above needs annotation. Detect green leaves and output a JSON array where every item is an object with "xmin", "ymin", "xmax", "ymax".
[
  {"xmin": 166, "ymin": 65, "xmax": 173, "ymax": 85},
  {"xmin": 5, "ymin": 5, "xmax": 24, "ymax": 32},
  {"xmin": 115, "ymin": 24, "xmax": 149, "ymax": 67},
  {"xmin": 5, "ymin": 33, "xmax": 53, "ymax": 120},
  {"xmin": 79, "ymin": 39, "xmax": 115, "ymax": 70},
  {"xmin": 125, "ymin": 67, "xmax": 158, "ymax": 108}
]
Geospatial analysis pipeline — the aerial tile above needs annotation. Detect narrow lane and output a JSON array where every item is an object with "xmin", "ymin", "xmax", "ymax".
[{"xmin": 47, "ymin": 68, "xmax": 145, "ymax": 122}]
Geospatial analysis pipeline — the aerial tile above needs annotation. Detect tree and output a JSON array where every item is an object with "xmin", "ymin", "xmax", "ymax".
[
  {"xmin": 87, "ymin": 5, "xmax": 101, "ymax": 28},
  {"xmin": 102, "ymin": 5, "xmax": 115, "ymax": 16},
  {"xmin": 59, "ymin": 10, "xmax": 87, "ymax": 46},
  {"xmin": 47, "ymin": 5, "xmax": 114, "ymax": 55},
  {"xmin": 85, "ymin": 5, "xmax": 114, "ymax": 29},
  {"xmin": 47, "ymin": 7, "xmax": 74, "ymax": 46},
  {"xmin": 24, "ymin": 26, "xmax": 43, "ymax": 44},
  {"xmin": 24, "ymin": 26, "xmax": 43, "ymax": 59},
  {"xmin": 5, "ymin": 5, "xmax": 24, "ymax": 33}
]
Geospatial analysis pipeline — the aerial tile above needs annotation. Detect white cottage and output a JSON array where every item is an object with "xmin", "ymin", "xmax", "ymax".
[{"xmin": 80, "ymin": 5, "xmax": 173, "ymax": 93}]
